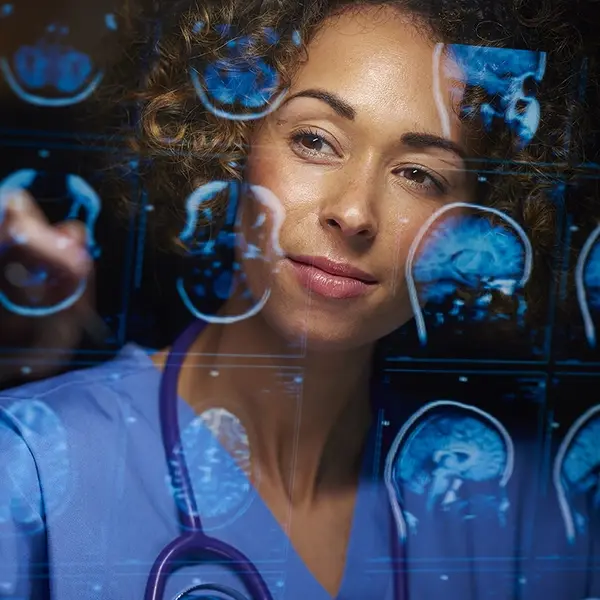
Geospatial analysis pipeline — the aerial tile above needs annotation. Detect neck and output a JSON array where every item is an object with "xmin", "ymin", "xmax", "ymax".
[{"xmin": 172, "ymin": 307, "xmax": 375, "ymax": 508}]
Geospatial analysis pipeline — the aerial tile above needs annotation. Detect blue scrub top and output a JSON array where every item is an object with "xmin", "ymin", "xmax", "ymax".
[
  {"xmin": 0, "ymin": 344, "xmax": 395, "ymax": 600},
  {"xmin": 1, "ymin": 343, "xmax": 599, "ymax": 599}
]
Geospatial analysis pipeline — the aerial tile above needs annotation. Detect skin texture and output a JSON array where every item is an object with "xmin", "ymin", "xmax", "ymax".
[{"xmin": 153, "ymin": 6, "xmax": 476, "ymax": 596}]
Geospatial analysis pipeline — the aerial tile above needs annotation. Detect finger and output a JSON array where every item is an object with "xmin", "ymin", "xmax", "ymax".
[{"xmin": 1, "ymin": 193, "xmax": 92, "ymax": 280}]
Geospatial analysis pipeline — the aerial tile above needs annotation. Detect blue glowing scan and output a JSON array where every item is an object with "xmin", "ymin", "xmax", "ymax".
[
  {"xmin": 554, "ymin": 405, "xmax": 600, "ymax": 544},
  {"xmin": 433, "ymin": 43, "xmax": 546, "ymax": 149},
  {"xmin": 176, "ymin": 181, "xmax": 285, "ymax": 324},
  {"xmin": 384, "ymin": 400, "xmax": 514, "ymax": 541},
  {"xmin": 0, "ymin": 168, "xmax": 101, "ymax": 317},
  {"xmin": 406, "ymin": 202, "xmax": 532, "ymax": 346},
  {"xmin": 0, "ymin": 400, "xmax": 70, "ymax": 533},
  {"xmin": 0, "ymin": 4, "xmax": 117, "ymax": 106},
  {"xmin": 166, "ymin": 408, "xmax": 256, "ymax": 531},
  {"xmin": 190, "ymin": 24, "xmax": 300, "ymax": 121},
  {"xmin": 576, "ymin": 225, "xmax": 600, "ymax": 349}
]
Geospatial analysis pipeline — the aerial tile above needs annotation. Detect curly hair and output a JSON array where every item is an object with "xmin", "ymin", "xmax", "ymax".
[{"xmin": 100, "ymin": 0, "xmax": 594, "ymax": 343}]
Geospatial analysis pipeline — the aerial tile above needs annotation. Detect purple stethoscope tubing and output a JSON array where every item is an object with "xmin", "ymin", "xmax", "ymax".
[
  {"xmin": 143, "ymin": 318, "xmax": 406, "ymax": 599},
  {"xmin": 143, "ymin": 318, "xmax": 274, "ymax": 600}
]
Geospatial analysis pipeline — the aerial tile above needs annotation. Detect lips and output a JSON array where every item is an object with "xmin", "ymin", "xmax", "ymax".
[{"xmin": 287, "ymin": 255, "xmax": 377, "ymax": 300}]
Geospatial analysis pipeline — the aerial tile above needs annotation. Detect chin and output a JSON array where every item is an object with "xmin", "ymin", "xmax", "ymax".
[{"xmin": 259, "ymin": 291, "xmax": 379, "ymax": 354}]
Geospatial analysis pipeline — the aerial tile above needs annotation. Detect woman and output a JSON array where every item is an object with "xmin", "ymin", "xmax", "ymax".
[{"xmin": 0, "ymin": 0, "xmax": 595, "ymax": 598}]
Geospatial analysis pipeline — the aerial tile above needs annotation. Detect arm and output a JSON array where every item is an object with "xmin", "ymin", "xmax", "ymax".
[{"xmin": 0, "ymin": 408, "xmax": 49, "ymax": 599}]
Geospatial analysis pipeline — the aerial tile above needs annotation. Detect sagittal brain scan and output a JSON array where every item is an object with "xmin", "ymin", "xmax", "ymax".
[
  {"xmin": 0, "ymin": 0, "xmax": 120, "ymax": 106},
  {"xmin": 435, "ymin": 43, "xmax": 546, "ymax": 149},
  {"xmin": 0, "ymin": 400, "xmax": 70, "ymax": 533},
  {"xmin": 190, "ymin": 23, "xmax": 300, "ymax": 121},
  {"xmin": 384, "ymin": 400, "xmax": 514, "ymax": 541},
  {"xmin": 554, "ymin": 404, "xmax": 600, "ymax": 544},
  {"xmin": 0, "ymin": 167, "xmax": 101, "ymax": 316},
  {"xmin": 576, "ymin": 225, "xmax": 600, "ymax": 349},
  {"xmin": 406, "ymin": 202, "xmax": 532, "ymax": 347},
  {"xmin": 166, "ymin": 408, "xmax": 257, "ymax": 532},
  {"xmin": 176, "ymin": 181, "xmax": 285, "ymax": 324}
]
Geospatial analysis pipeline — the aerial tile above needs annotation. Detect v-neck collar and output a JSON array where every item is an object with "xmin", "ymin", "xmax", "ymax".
[{"xmin": 119, "ymin": 342, "xmax": 395, "ymax": 600}]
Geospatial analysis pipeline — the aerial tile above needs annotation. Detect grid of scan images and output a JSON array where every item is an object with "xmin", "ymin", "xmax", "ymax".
[{"xmin": 0, "ymin": 1, "xmax": 598, "ymax": 599}]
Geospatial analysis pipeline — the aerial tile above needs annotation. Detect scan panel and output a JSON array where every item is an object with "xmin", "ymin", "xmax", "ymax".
[
  {"xmin": 0, "ymin": 139, "xmax": 137, "ymax": 381},
  {"xmin": 380, "ymin": 178, "xmax": 564, "ymax": 363},
  {"xmin": 127, "ymin": 177, "xmax": 309, "ymax": 357},
  {"xmin": 434, "ymin": 44, "xmax": 547, "ymax": 152},
  {"xmin": 0, "ymin": 0, "xmax": 131, "ymax": 135},
  {"xmin": 369, "ymin": 369, "xmax": 547, "ymax": 596},
  {"xmin": 554, "ymin": 180, "xmax": 600, "ymax": 365},
  {"xmin": 526, "ymin": 375, "xmax": 600, "ymax": 598}
]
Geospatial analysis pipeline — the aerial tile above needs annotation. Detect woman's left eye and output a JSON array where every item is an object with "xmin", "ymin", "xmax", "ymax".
[{"xmin": 396, "ymin": 167, "xmax": 447, "ymax": 195}]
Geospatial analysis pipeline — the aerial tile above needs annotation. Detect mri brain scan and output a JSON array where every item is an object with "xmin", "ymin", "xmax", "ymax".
[
  {"xmin": 190, "ymin": 23, "xmax": 300, "ymax": 121},
  {"xmin": 434, "ymin": 43, "xmax": 546, "ymax": 149},
  {"xmin": 384, "ymin": 400, "xmax": 514, "ymax": 541},
  {"xmin": 0, "ymin": 168, "xmax": 101, "ymax": 316},
  {"xmin": 554, "ymin": 405, "xmax": 600, "ymax": 544},
  {"xmin": 176, "ymin": 180, "xmax": 285, "ymax": 323},
  {"xmin": 406, "ymin": 203, "xmax": 532, "ymax": 346},
  {"xmin": 577, "ymin": 225, "xmax": 600, "ymax": 349},
  {"xmin": 0, "ymin": 1, "xmax": 119, "ymax": 106},
  {"xmin": 166, "ymin": 408, "xmax": 257, "ymax": 531},
  {"xmin": 0, "ymin": 400, "xmax": 70, "ymax": 533}
]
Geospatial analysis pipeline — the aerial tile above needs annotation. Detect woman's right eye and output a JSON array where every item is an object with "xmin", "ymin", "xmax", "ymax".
[{"xmin": 290, "ymin": 129, "xmax": 337, "ymax": 157}]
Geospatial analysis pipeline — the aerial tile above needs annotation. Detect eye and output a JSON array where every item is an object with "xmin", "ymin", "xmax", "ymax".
[
  {"xmin": 396, "ymin": 166, "xmax": 447, "ymax": 196},
  {"xmin": 289, "ymin": 128, "xmax": 337, "ymax": 157}
]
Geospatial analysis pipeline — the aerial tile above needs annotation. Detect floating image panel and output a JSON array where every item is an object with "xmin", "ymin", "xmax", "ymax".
[
  {"xmin": 380, "ymin": 183, "xmax": 563, "ymax": 363},
  {"xmin": 527, "ymin": 375, "xmax": 600, "ymax": 598},
  {"xmin": 0, "ymin": 0, "xmax": 130, "ymax": 134},
  {"xmin": 0, "ymin": 139, "xmax": 137, "ymax": 380},
  {"xmin": 368, "ymin": 369, "xmax": 548, "ymax": 598}
]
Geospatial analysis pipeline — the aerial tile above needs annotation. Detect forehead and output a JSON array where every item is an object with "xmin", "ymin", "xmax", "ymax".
[{"xmin": 290, "ymin": 7, "xmax": 464, "ymax": 141}]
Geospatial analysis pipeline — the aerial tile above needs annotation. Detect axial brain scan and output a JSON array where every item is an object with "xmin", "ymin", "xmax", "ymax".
[
  {"xmin": 0, "ymin": 0, "xmax": 120, "ymax": 106},
  {"xmin": 176, "ymin": 181, "xmax": 285, "ymax": 324},
  {"xmin": 0, "ymin": 168, "xmax": 101, "ymax": 316}
]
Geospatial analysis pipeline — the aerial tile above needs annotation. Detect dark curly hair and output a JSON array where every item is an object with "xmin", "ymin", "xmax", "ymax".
[{"xmin": 99, "ymin": 0, "xmax": 594, "ymax": 349}]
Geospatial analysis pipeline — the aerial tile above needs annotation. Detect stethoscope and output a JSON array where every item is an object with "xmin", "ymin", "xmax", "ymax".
[{"xmin": 143, "ymin": 318, "xmax": 407, "ymax": 600}]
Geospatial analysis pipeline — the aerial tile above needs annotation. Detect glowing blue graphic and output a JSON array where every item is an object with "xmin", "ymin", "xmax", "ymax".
[
  {"xmin": 177, "ymin": 181, "xmax": 285, "ymax": 324},
  {"xmin": 406, "ymin": 202, "xmax": 532, "ymax": 346},
  {"xmin": 433, "ymin": 43, "xmax": 546, "ymax": 149},
  {"xmin": 173, "ymin": 582, "xmax": 249, "ymax": 600},
  {"xmin": 576, "ymin": 225, "xmax": 600, "ymax": 348},
  {"xmin": 190, "ymin": 26, "xmax": 296, "ymax": 121},
  {"xmin": 0, "ymin": 7, "xmax": 115, "ymax": 106},
  {"xmin": 384, "ymin": 400, "xmax": 514, "ymax": 541},
  {"xmin": 166, "ymin": 408, "xmax": 257, "ymax": 532},
  {"xmin": 0, "ymin": 400, "xmax": 70, "ymax": 532},
  {"xmin": 554, "ymin": 405, "xmax": 600, "ymax": 544},
  {"xmin": 0, "ymin": 169, "xmax": 101, "ymax": 317}
]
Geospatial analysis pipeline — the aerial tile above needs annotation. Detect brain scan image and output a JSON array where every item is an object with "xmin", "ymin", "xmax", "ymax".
[
  {"xmin": 576, "ymin": 225, "xmax": 600, "ymax": 349},
  {"xmin": 433, "ymin": 43, "xmax": 546, "ymax": 150},
  {"xmin": 554, "ymin": 404, "xmax": 600, "ymax": 544},
  {"xmin": 0, "ymin": 1, "xmax": 120, "ymax": 106},
  {"xmin": 406, "ymin": 202, "xmax": 532, "ymax": 346},
  {"xmin": 384, "ymin": 400, "xmax": 514, "ymax": 541},
  {"xmin": 0, "ymin": 168, "xmax": 101, "ymax": 317},
  {"xmin": 190, "ymin": 23, "xmax": 300, "ymax": 121},
  {"xmin": 166, "ymin": 408, "xmax": 258, "ymax": 532},
  {"xmin": 0, "ymin": 400, "xmax": 70, "ymax": 533},
  {"xmin": 176, "ymin": 180, "xmax": 286, "ymax": 324}
]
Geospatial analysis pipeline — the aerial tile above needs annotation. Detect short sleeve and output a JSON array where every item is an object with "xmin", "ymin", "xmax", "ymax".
[{"xmin": 0, "ymin": 408, "xmax": 48, "ymax": 599}]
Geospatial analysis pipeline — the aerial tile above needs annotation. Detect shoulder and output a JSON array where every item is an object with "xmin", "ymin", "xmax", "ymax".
[{"xmin": 0, "ymin": 344, "xmax": 160, "ymax": 441}]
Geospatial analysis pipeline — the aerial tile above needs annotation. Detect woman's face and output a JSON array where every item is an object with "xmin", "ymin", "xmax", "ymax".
[{"xmin": 239, "ymin": 6, "xmax": 472, "ymax": 352}]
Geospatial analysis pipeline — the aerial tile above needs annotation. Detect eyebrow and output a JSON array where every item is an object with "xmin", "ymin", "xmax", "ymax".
[{"xmin": 284, "ymin": 88, "xmax": 467, "ymax": 161}]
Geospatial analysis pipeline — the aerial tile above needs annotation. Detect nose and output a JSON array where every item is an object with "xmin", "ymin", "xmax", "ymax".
[{"xmin": 319, "ymin": 174, "xmax": 379, "ymax": 241}]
